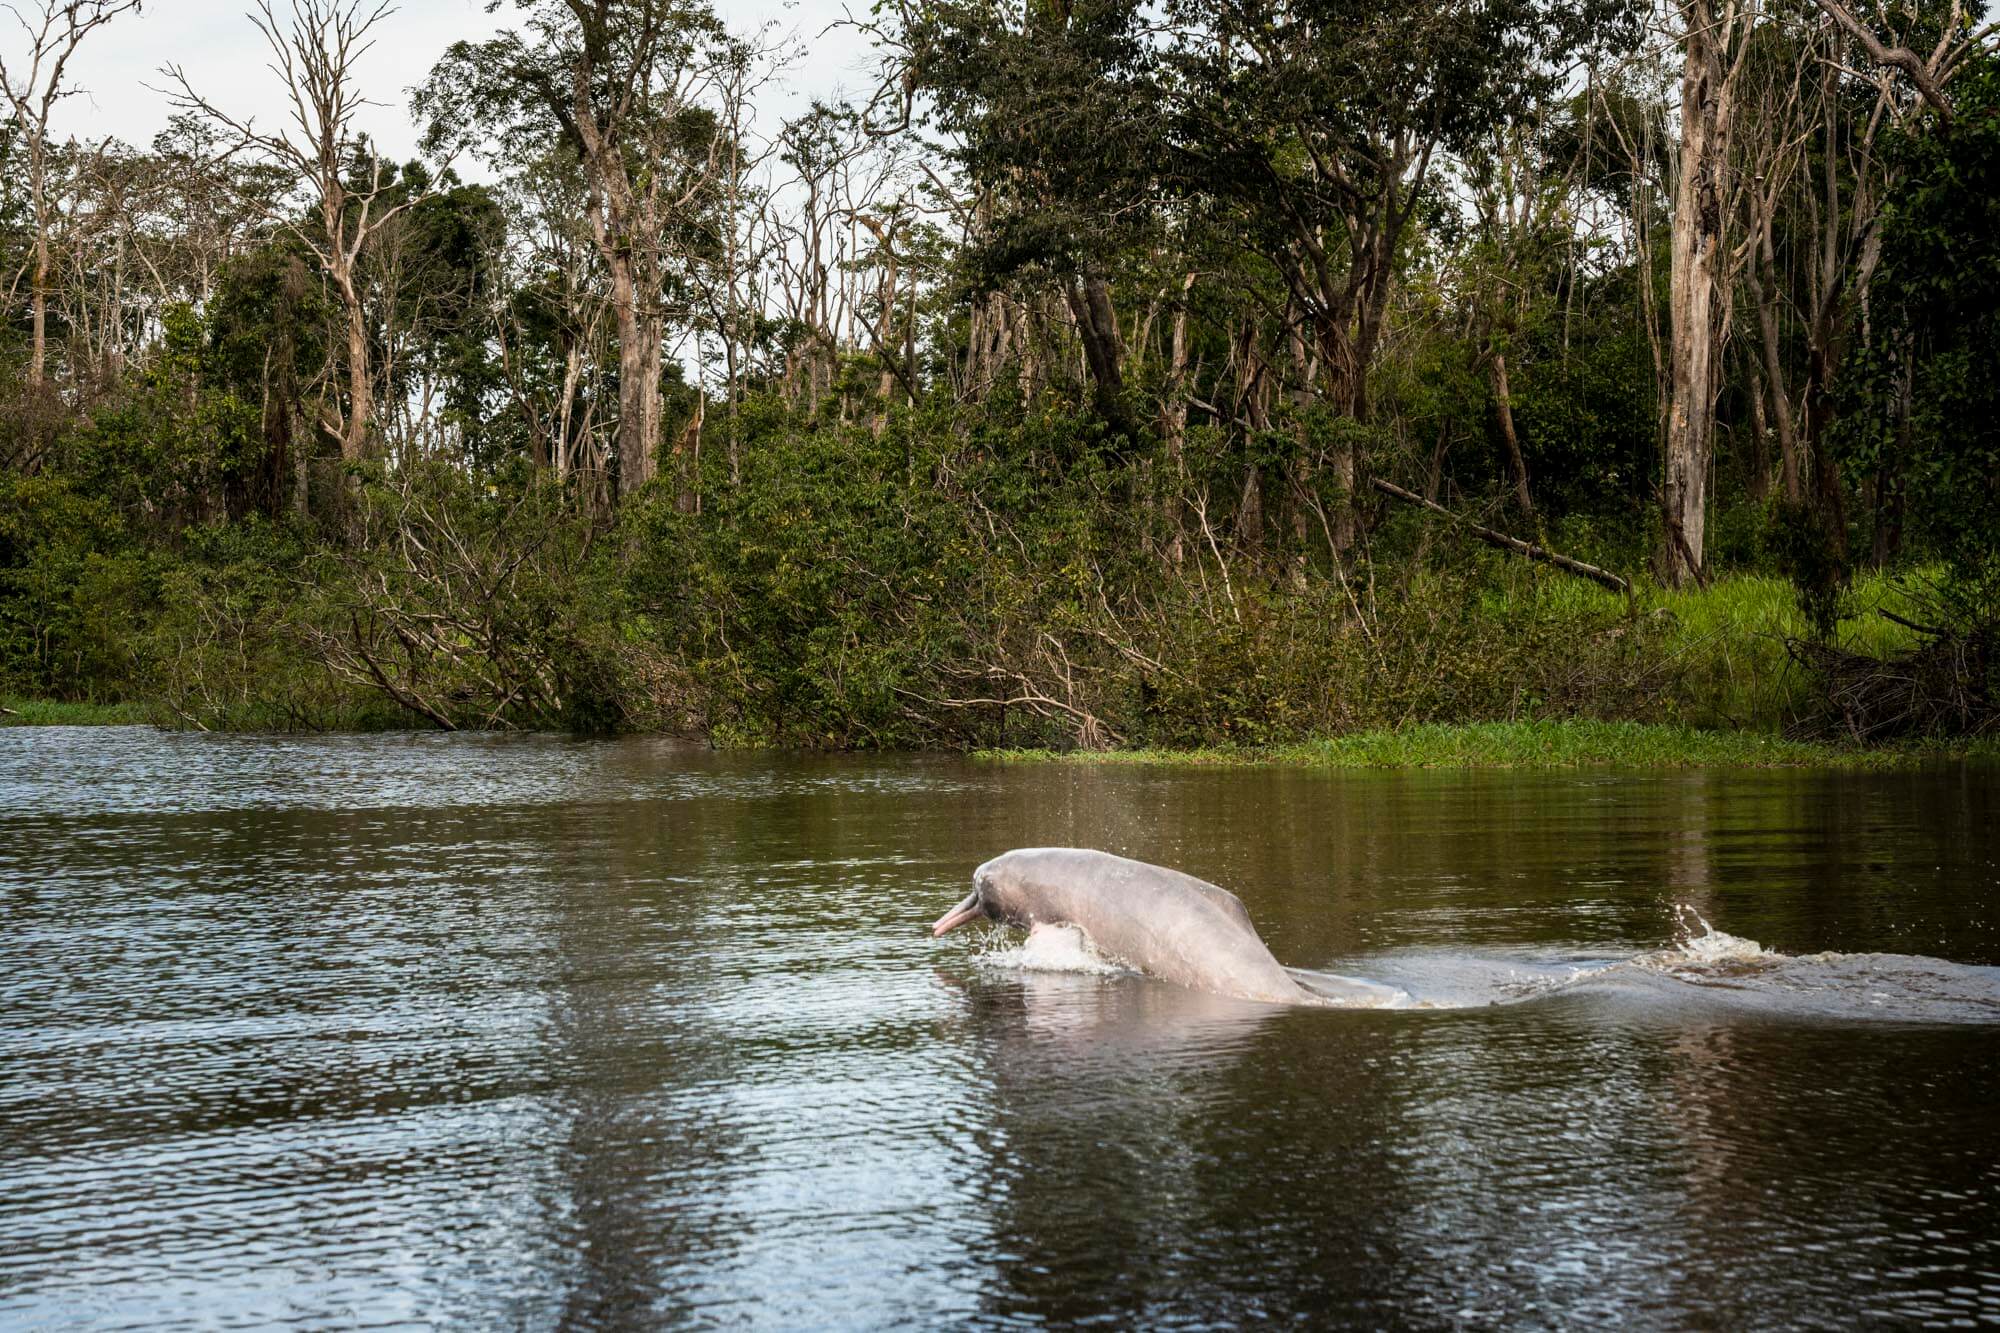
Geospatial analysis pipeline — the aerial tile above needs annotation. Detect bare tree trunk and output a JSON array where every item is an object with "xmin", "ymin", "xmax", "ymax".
[
  {"xmin": 1747, "ymin": 237, "xmax": 1801, "ymax": 502},
  {"xmin": 1745, "ymin": 358, "xmax": 1772, "ymax": 504},
  {"xmin": 168, "ymin": 0, "xmax": 415, "ymax": 473},
  {"xmin": 1793, "ymin": 49, "xmax": 1885, "ymax": 559},
  {"xmin": 1314, "ymin": 320, "xmax": 1361, "ymax": 555},
  {"xmin": 27, "ymin": 227, "xmax": 51, "ymax": 390},
  {"xmin": 876, "ymin": 272, "xmax": 897, "ymax": 431},
  {"xmin": 341, "ymin": 284, "xmax": 370, "ymax": 463},
  {"xmin": 1489, "ymin": 350, "xmax": 1534, "ymax": 519},
  {"xmin": 674, "ymin": 391, "xmax": 702, "ymax": 515},
  {"xmin": 293, "ymin": 422, "xmax": 310, "ymax": 518},
  {"xmin": 1872, "ymin": 335, "xmax": 1912, "ymax": 567},
  {"xmin": 2, "ymin": 0, "xmax": 143, "ymax": 392},
  {"xmin": 1237, "ymin": 462, "xmax": 1264, "ymax": 558},
  {"xmin": 853, "ymin": 212, "xmax": 899, "ymax": 437},
  {"xmin": 1159, "ymin": 273, "xmax": 1196, "ymax": 567},
  {"xmin": 904, "ymin": 257, "xmax": 918, "ymax": 410},
  {"xmin": 1373, "ymin": 478, "xmax": 1631, "ymax": 592},
  {"xmin": 1064, "ymin": 273, "xmax": 1129, "ymax": 440},
  {"xmin": 1663, "ymin": 0, "xmax": 1744, "ymax": 586},
  {"xmin": 611, "ymin": 261, "xmax": 658, "ymax": 497},
  {"xmin": 989, "ymin": 292, "xmax": 1014, "ymax": 392}
]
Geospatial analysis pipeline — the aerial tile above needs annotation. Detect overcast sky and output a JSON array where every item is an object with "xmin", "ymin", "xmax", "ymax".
[{"xmin": 32, "ymin": 0, "xmax": 878, "ymax": 161}]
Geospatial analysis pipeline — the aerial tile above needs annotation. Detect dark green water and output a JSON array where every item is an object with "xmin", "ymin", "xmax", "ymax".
[{"xmin": 3, "ymin": 729, "xmax": 1998, "ymax": 1328}]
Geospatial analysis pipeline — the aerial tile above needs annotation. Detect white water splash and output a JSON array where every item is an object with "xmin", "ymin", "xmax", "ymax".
[
  {"xmin": 976, "ymin": 923, "xmax": 1129, "ymax": 977},
  {"xmin": 1669, "ymin": 903, "xmax": 1778, "ymax": 965},
  {"xmin": 978, "ymin": 926, "xmax": 1418, "ymax": 1006},
  {"xmin": 1570, "ymin": 905, "xmax": 2000, "ymax": 1021}
]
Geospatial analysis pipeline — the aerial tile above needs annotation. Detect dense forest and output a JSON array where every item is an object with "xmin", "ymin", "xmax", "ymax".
[{"xmin": 1, "ymin": 0, "xmax": 1995, "ymax": 745}]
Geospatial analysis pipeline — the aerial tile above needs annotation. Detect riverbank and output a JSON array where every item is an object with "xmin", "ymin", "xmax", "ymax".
[
  {"xmin": 980, "ymin": 720, "xmax": 1999, "ymax": 770},
  {"xmin": 16, "ymin": 706, "xmax": 1986, "ymax": 770},
  {"xmin": 7, "ymin": 449, "xmax": 1991, "ymax": 751},
  {"xmin": 9, "ymin": 423, "xmax": 1994, "ymax": 747}
]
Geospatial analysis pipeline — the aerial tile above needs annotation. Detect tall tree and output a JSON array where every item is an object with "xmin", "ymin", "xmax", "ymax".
[
  {"xmin": 0, "ymin": 0, "xmax": 143, "ymax": 391},
  {"xmin": 1849, "ymin": 48, "xmax": 2000, "ymax": 579},
  {"xmin": 1459, "ymin": 120, "xmax": 1583, "ymax": 522},
  {"xmin": 418, "ymin": 0, "xmax": 736, "ymax": 499},
  {"xmin": 1164, "ymin": 0, "xmax": 1627, "ymax": 553},
  {"xmin": 893, "ymin": 0, "xmax": 1162, "ymax": 449},
  {"xmin": 167, "ymin": 0, "xmax": 416, "ymax": 464},
  {"xmin": 1661, "ymin": 0, "xmax": 1753, "ymax": 587}
]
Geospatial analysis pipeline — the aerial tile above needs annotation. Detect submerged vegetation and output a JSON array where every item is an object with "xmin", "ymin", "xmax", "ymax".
[{"xmin": 2, "ymin": 0, "xmax": 1996, "ymax": 754}]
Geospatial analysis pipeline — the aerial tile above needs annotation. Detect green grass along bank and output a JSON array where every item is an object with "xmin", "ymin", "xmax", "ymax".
[
  {"xmin": 982, "ymin": 721, "xmax": 1999, "ymax": 770},
  {"xmin": 1, "ymin": 697, "xmax": 154, "ymax": 726}
]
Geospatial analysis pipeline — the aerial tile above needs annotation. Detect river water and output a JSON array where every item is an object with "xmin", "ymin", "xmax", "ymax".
[{"xmin": 4, "ymin": 728, "xmax": 1998, "ymax": 1328}]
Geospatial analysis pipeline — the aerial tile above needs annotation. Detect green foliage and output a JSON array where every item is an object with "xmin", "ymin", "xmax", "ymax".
[
  {"xmin": 136, "ymin": 518, "xmax": 380, "ymax": 730},
  {"xmin": 1862, "ymin": 51, "xmax": 2000, "ymax": 585},
  {"xmin": 376, "ymin": 176, "xmax": 513, "ymax": 471},
  {"xmin": 1765, "ymin": 497, "xmax": 1849, "ymax": 640},
  {"xmin": 62, "ymin": 306, "xmax": 265, "ymax": 520},
  {"xmin": 1510, "ymin": 318, "xmax": 1658, "ymax": 522},
  {"xmin": 0, "ymin": 471, "xmax": 153, "ymax": 700},
  {"xmin": 904, "ymin": 0, "xmax": 1161, "ymax": 281},
  {"xmin": 0, "ymin": 358, "xmax": 1963, "ymax": 748},
  {"xmin": 629, "ymin": 397, "xmax": 1021, "ymax": 745},
  {"xmin": 3, "ymin": 0, "xmax": 1995, "ymax": 753},
  {"xmin": 0, "ymin": 696, "xmax": 154, "ymax": 725},
  {"xmin": 624, "ymin": 402, "xmax": 1696, "ymax": 750},
  {"xmin": 292, "ymin": 467, "xmax": 630, "ymax": 732}
]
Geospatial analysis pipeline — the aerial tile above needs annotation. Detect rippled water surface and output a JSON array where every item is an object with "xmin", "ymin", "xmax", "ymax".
[{"xmin": 4, "ymin": 728, "xmax": 1999, "ymax": 1328}]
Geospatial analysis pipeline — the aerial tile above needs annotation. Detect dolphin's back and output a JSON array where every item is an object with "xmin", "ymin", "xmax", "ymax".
[{"xmin": 1161, "ymin": 865, "xmax": 1256, "ymax": 932}]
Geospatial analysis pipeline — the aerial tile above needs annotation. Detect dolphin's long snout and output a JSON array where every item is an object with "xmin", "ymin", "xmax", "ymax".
[{"xmin": 931, "ymin": 892, "xmax": 982, "ymax": 937}]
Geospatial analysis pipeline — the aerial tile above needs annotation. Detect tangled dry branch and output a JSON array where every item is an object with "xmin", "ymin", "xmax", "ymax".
[{"xmin": 1787, "ymin": 613, "xmax": 1996, "ymax": 741}]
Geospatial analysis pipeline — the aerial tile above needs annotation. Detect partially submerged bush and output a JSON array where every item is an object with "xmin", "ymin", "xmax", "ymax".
[
  {"xmin": 142, "ymin": 521, "xmax": 385, "ymax": 730},
  {"xmin": 288, "ymin": 467, "xmax": 627, "ymax": 732}
]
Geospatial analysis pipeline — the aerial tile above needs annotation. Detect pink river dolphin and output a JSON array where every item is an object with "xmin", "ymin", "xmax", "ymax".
[{"xmin": 932, "ymin": 847, "xmax": 1399, "ymax": 1008}]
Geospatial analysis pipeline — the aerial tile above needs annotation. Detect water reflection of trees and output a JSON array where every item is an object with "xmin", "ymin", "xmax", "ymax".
[
  {"xmin": 545, "ymin": 748, "xmax": 994, "ymax": 1324},
  {"xmin": 1646, "ymin": 1014, "xmax": 2000, "ymax": 1325},
  {"xmin": 948, "ymin": 970, "xmax": 1425, "ymax": 1324},
  {"xmin": 18, "ymin": 736, "xmax": 1996, "ymax": 1325},
  {"xmin": 538, "ymin": 776, "xmax": 756, "ymax": 1325},
  {"xmin": 496, "ymin": 747, "xmax": 2000, "ymax": 1326},
  {"xmin": 957, "ymin": 760, "xmax": 2000, "ymax": 965}
]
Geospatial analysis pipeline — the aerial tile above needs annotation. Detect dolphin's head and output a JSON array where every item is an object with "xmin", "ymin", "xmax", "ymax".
[{"xmin": 930, "ymin": 853, "xmax": 1035, "ymax": 936}]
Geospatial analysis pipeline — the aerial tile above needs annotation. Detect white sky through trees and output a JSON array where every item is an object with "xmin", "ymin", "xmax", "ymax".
[{"xmin": 31, "ymin": 0, "xmax": 874, "ymax": 164}]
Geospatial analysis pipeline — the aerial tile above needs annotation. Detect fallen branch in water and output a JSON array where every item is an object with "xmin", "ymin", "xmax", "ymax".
[{"xmin": 1370, "ymin": 478, "xmax": 1630, "ymax": 594}]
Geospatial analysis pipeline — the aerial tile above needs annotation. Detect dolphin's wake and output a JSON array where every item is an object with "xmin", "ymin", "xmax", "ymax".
[
  {"xmin": 972, "ymin": 907, "xmax": 2000, "ymax": 1023},
  {"xmin": 1321, "ymin": 907, "xmax": 2000, "ymax": 1023}
]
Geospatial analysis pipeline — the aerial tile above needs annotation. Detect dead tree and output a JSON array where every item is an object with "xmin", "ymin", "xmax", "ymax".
[
  {"xmin": 0, "ymin": 0, "xmax": 143, "ymax": 391},
  {"xmin": 166, "ymin": 0, "xmax": 415, "ymax": 464},
  {"xmin": 1662, "ymin": 0, "xmax": 1755, "ymax": 587}
]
